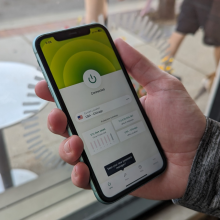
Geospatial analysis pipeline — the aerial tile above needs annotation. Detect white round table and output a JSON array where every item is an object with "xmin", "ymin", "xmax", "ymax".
[
  {"xmin": 0, "ymin": 62, "xmax": 47, "ymax": 192},
  {"xmin": 0, "ymin": 169, "xmax": 38, "ymax": 194}
]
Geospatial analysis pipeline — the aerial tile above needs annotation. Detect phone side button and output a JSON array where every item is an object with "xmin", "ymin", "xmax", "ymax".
[
  {"xmin": 37, "ymin": 60, "xmax": 40, "ymax": 67},
  {"xmin": 37, "ymin": 60, "xmax": 44, "ymax": 73}
]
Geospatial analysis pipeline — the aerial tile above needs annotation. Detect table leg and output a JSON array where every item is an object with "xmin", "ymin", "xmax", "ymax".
[{"xmin": 0, "ymin": 129, "xmax": 13, "ymax": 189}]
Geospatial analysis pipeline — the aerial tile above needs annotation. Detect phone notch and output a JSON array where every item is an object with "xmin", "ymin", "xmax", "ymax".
[{"xmin": 54, "ymin": 27, "xmax": 90, "ymax": 41}]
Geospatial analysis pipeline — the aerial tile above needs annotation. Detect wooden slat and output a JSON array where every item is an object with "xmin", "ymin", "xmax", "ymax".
[
  {"xmin": 0, "ymin": 180, "xmax": 82, "ymax": 220},
  {"xmin": 0, "ymin": 165, "xmax": 72, "ymax": 210}
]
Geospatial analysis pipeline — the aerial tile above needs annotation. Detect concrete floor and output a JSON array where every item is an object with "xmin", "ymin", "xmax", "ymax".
[{"xmin": 0, "ymin": 1, "xmax": 215, "ymax": 219}]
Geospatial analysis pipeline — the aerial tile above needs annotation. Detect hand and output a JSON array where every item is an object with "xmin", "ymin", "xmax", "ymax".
[{"xmin": 35, "ymin": 38, "xmax": 206, "ymax": 200}]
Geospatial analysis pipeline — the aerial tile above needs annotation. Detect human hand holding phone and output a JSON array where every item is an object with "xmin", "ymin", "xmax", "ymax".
[{"xmin": 35, "ymin": 38, "xmax": 206, "ymax": 201}]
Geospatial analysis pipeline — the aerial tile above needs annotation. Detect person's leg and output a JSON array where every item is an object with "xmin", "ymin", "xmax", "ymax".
[
  {"xmin": 167, "ymin": 32, "xmax": 186, "ymax": 58},
  {"xmin": 158, "ymin": 32, "xmax": 186, "ymax": 75},
  {"xmin": 159, "ymin": 0, "xmax": 196, "ymax": 75},
  {"xmin": 203, "ymin": 47, "xmax": 220, "ymax": 92},
  {"xmin": 85, "ymin": 0, "xmax": 108, "ymax": 24},
  {"xmin": 214, "ymin": 46, "xmax": 220, "ymax": 67},
  {"xmin": 196, "ymin": 47, "xmax": 220, "ymax": 96},
  {"xmin": 168, "ymin": 0, "xmax": 199, "ymax": 58},
  {"xmin": 140, "ymin": 0, "xmax": 153, "ymax": 17}
]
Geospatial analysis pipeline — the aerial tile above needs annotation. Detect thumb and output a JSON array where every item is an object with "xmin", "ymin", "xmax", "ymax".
[{"xmin": 114, "ymin": 38, "xmax": 169, "ymax": 88}]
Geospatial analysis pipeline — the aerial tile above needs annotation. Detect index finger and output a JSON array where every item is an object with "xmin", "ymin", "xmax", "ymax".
[{"xmin": 35, "ymin": 80, "xmax": 54, "ymax": 102}]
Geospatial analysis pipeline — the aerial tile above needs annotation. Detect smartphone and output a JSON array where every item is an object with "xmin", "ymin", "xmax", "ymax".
[{"xmin": 33, "ymin": 24, "xmax": 166, "ymax": 204}]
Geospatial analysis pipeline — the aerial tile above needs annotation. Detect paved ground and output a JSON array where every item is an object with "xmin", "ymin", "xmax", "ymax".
[
  {"xmin": 0, "ymin": 0, "xmax": 142, "ymax": 22},
  {"xmin": 0, "ymin": 1, "xmax": 215, "ymax": 219}
]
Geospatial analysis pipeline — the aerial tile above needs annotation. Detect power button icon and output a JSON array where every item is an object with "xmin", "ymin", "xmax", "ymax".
[
  {"xmin": 83, "ymin": 70, "xmax": 101, "ymax": 89},
  {"xmin": 88, "ymin": 74, "xmax": 97, "ymax": 83}
]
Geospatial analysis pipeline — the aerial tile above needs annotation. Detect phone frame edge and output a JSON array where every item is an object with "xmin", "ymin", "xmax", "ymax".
[{"xmin": 32, "ymin": 23, "xmax": 167, "ymax": 204}]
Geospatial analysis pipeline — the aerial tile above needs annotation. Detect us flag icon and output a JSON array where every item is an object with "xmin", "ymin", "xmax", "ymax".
[{"xmin": 77, "ymin": 115, "xmax": 83, "ymax": 120}]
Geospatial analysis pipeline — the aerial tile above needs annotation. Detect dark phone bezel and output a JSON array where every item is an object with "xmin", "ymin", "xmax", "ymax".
[{"xmin": 35, "ymin": 23, "xmax": 167, "ymax": 203}]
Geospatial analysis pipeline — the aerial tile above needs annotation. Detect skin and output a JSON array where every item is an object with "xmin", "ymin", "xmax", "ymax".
[
  {"xmin": 168, "ymin": 32, "xmax": 220, "ymax": 68},
  {"xmin": 167, "ymin": 32, "xmax": 186, "ymax": 58},
  {"xmin": 35, "ymin": 38, "xmax": 206, "ymax": 200},
  {"xmin": 214, "ymin": 46, "xmax": 220, "ymax": 66},
  {"xmin": 84, "ymin": 0, "xmax": 108, "ymax": 24}
]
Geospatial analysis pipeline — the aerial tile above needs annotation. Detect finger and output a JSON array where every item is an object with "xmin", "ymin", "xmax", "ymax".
[
  {"xmin": 35, "ymin": 80, "xmax": 54, "ymax": 102},
  {"xmin": 48, "ymin": 108, "xmax": 69, "ymax": 138},
  {"xmin": 59, "ymin": 136, "xmax": 84, "ymax": 165},
  {"xmin": 114, "ymin": 38, "xmax": 170, "ymax": 88},
  {"xmin": 71, "ymin": 162, "xmax": 91, "ymax": 189},
  {"xmin": 140, "ymin": 96, "xmax": 147, "ymax": 111}
]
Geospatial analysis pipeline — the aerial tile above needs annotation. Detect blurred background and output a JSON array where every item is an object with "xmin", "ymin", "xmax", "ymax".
[{"xmin": 0, "ymin": 0, "xmax": 219, "ymax": 219}]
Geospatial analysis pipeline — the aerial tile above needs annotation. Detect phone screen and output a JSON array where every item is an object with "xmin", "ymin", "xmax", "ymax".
[{"xmin": 39, "ymin": 26, "xmax": 164, "ymax": 198}]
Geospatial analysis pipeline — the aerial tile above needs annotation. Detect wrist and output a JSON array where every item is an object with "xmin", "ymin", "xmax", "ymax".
[{"xmin": 173, "ymin": 118, "xmax": 220, "ymax": 214}]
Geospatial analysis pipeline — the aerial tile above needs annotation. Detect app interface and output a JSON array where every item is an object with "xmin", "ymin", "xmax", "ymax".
[{"xmin": 40, "ymin": 27, "xmax": 163, "ymax": 197}]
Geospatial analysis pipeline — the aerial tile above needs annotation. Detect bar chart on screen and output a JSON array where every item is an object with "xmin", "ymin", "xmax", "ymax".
[{"xmin": 82, "ymin": 122, "xmax": 119, "ymax": 155}]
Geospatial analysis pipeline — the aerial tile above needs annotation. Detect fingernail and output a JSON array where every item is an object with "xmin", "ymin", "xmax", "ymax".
[
  {"xmin": 64, "ymin": 140, "xmax": 71, "ymax": 153},
  {"xmin": 48, "ymin": 125, "xmax": 53, "ymax": 132},
  {"xmin": 73, "ymin": 166, "xmax": 78, "ymax": 177},
  {"xmin": 48, "ymin": 109, "xmax": 55, "ymax": 130},
  {"xmin": 48, "ymin": 109, "xmax": 55, "ymax": 118}
]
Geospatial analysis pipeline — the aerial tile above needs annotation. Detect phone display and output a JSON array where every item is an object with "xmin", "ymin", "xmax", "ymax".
[{"xmin": 34, "ymin": 25, "xmax": 166, "ymax": 202}]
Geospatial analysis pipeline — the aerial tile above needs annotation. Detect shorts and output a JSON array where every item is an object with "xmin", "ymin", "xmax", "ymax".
[{"xmin": 176, "ymin": 0, "xmax": 220, "ymax": 46}]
